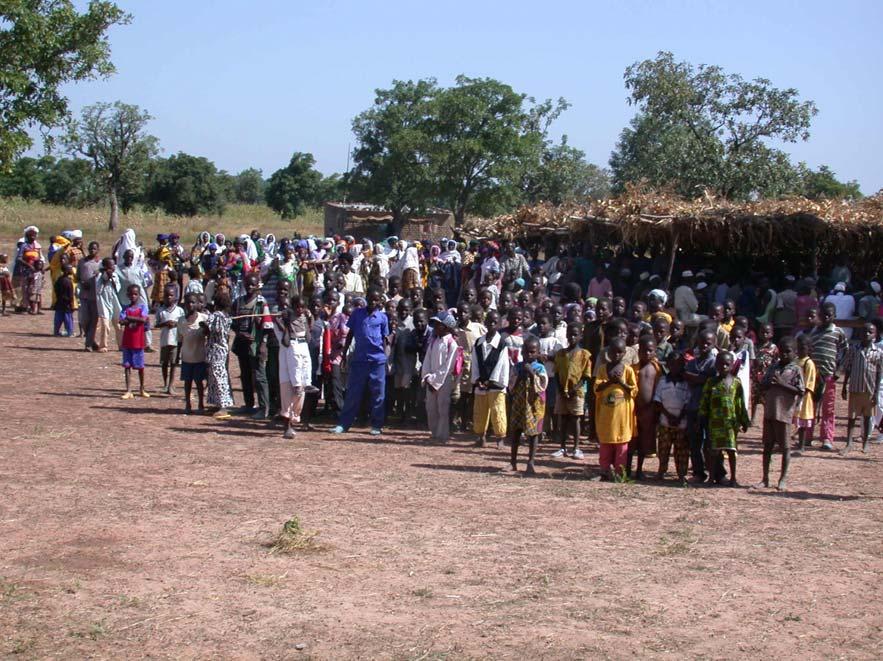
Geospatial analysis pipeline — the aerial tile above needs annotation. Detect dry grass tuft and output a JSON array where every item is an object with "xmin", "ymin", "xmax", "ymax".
[{"xmin": 265, "ymin": 516, "xmax": 324, "ymax": 555}]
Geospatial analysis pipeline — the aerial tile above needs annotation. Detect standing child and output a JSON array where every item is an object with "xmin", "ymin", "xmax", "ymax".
[
  {"xmin": 653, "ymin": 318, "xmax": 673, "ymax": 367},
  {"xmin": 471, "ymin": 310, "xmax": 509, "ymax": 448},
  {"xmin": 505, "ymin": 336, "xmax": 549, "ymax": 475},
  {"xmin": 53, "ymin": 264, "xmax": 75, "ymax": 336},
  {"xmin": 791, "ymin": 334, "xmax": 817, "ymax": 455},
  {"xmin": 421, "ymin": 311, "xmax": 459, "ymax": 442},
  {"xmin": 453, "ymin": 302, "xmax": 483, "ymax": 432},
  {"xmin": 840, "ymin": 322, "xmax": 883, "ymax": 454},
  {"xmin": 751, "ymin": 322, "xmax": 779, "ymax": 423},
  {"xmin": 26, "ymin": 259, "xmax": 45, "ymax": 314},
  {"xmin": 631, "ymin": 335, "xmax": 661, "ymax": 480},
  {"xmin": 699, "ymin": 351, "xmax": 749, "ymax": 487},
  {"xmin": 274, "ymin": 294, "xmax": 314, "ymax": 439},
  {"xmin": 684, "ymin": 329, "xmax": 719, "ymax": 483},
  {"xmin": 654, "ymin": 352, "xmax": 692, "ymax": 484},
  {"xmin": 178, "ymin": 292, "xmax": 208, "ymax": 414},
  {"xmin": 0, "ymin": 254, "xmax": 15, "ymax": 315},
  {"xmin": 757, "ymin": 337, "xmax": 804, "ymax": 490},
  {"xmin": 118, "ymin": 284, "xmax": 150, "ymax": 399},
  {"xmin": 809, "ymin": 302, "xmax": 847, "ymax": 451},
  {"xmin": 155, "ymin": 285, "xmax": 184, "ymax": 395},
  {"xmin": 593, "ymin": 338, "xmax": 638, "ymax": 480},
  {"xmin": 552, "ymin": 322, "xmax": 592, "ymax": 458},
  {"xmin": 534, "ymin": 314, "xmax": 564, "ymax": 437}
]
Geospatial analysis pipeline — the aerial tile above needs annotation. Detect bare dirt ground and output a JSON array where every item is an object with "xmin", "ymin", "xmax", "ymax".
[{"xmin": 1, "ymin": 311, "xmax": 881, "ymax": 660}]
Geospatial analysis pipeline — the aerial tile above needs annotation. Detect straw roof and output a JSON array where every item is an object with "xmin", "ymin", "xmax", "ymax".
[{"xmin": 463, "ymin": 185, "xmax": 883, "ymax": 262}]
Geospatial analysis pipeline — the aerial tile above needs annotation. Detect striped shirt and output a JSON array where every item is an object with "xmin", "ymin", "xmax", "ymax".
[
  {"xmin": 842, "ymin": 345, "xmax": 883, "ymax": 394},
  {"xmin": 810, "ymin": 325, "xmax": 847, "ymax": 377}
]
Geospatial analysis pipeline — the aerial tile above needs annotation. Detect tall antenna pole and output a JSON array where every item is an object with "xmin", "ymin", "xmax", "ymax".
[{"xmin": 343, "ymin": 142, "xmax": 351, "ymax": 203}]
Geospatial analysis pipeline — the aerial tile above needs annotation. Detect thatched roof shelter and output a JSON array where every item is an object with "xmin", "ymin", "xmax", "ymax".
[{"xmin": 463, "ymin": 186, "xmax": 883, "ymax": 274}]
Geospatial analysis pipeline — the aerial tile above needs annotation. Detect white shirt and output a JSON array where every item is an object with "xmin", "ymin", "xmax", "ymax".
[
  {"xmin": 156, "ymin": 304, "xmax": 185, "ymax": 347},
  {"xmin": 653, "ymin": 377, "xmax": 691, "ymax": 429},
  {"xmin": 420, "ymin": 333, "xmax": 459, "ymax": 390}
]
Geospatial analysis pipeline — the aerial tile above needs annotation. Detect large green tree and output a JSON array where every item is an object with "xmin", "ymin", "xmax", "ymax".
[
  {"xmin": 64, "ymin": 101, "xmax": 159, "ymax": 229},
  {"xmin": 43, "ymin": 157, "xmax": 102, "ymax": 206},
  {"xmin": 265, "ymin": 152, "xmax": 323, "ymax": 218},
  {"xmin": 520, "ymin": 138, "xmax": 611, "ymax": 204},
  {"xmin": 145, "ymin": 152, "xmax": 226, "ymax": 216},
  {"xmin": 234, "ymin": 167, "xmax": 265, "ymax": 204},
  {"xmin": 796, "ymin": 164, "xmax": 862, "ymax": 200},
  {"xmin": 0, "ymin": 1, "xmax": 129, "ymax": 167},
  {"xmin": 609, "ymin": 52, "xmax": 818, "ymax": 199}
]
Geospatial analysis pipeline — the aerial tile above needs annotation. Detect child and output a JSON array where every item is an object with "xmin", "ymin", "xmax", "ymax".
[
  {"xmin": 593, "ymin": 338, "xmax": 637, "ymax": 480},
  {"xmin": 155, "ymin": 284, "xmax": 184, "ymax": 395},
  {"xmin": 699, "ymin": 351, "xmax": 749, "ymax": 487},
  {"xmin": 631, "ymin": 335, "xmax": 661, "ymax": 480},
  {"xmin": 552, "ymin": 322, "xmax": 592, "ymax": 459},
  {"xmin": 791, "ymin": 334, "xmax": 817, "ymax": 455},
  {"xmin": 26, "ymin": 259, "xmax": 44, "ymax": 314},
  {"xmin": 421, "ymin": 311, "xmax": 459, "ymax": 442},
  {"xmin": 505, "ymin": 336, "xmax": 549, "ymax": 475},
  {"xmin": 534, "ymin": 314, "xmax": 564, "ymax": 437},
  {"xmin": 203, "ymin": 291, "xmax": 234, "ymax": 420},
  {"xmin": 709, "ymin": 302, "xmax": 730, "ymax": 349},
  {"xmin": 751, "ymin": 322, "xmax": 779, "ymax": 423},
  {"xmin": 53, "ymin": 264, "xmax": 75, "ymax": 336},
  {"xmin": 118, "ymin": 284, "xmax": 150, "ymax": 399},
  {"xmin": 0, "ymin": 254, "xmax": 15, "ymax": 315},
  {"xmin": 453, "ymin": 302, "xmax": 483, "ymax": 433},
  {"xmin": 177, "ymin": 292, "xmax": 208, "ymax": 414},
  {"xmin": 809, "ymin": 302, "xmax": 847, "ymax": 451},
  {"xmin": 471, "ymin": 310, "xmax": 509, "ymax": 448},
  {"xmin": 840, "ymin": 322, "xmax": 883, "ymax": 454},
  {"xmin": 653, "ymin": 318, "xmax": 673, "ymax": 366},
  {"xmin": 392, "ymin": 307, "xmax": 424, "ymax": 422},
  {"xmin": 274, "ymin": 294, "xmax": 314, "ymax": 439},
  {"xmin": 684, "ymin": 329, "xmax": 718, "ymax": 483},
  {"xmin": 757, "ymin": 337, "xmax": 804, "ymax": 490},
  {"xmin": 654, "ymin": 352, "xmax": 691, "ymax": 484}
]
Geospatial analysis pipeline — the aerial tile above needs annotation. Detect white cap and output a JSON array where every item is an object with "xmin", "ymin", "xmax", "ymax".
[
  {"xmin": 871, "ymin": 281, "xmax": 881, "ymax": 294},
  {"xmin": 834, "ymin": 282, "xmax": 847, "ymax": 292},
  {"xmin": 681, "ymin": 270, "xmax": 694, "ymax": 278},
  {"xmin": 696, "ymin": 281, "xmax": 708, "ymax": 291}
]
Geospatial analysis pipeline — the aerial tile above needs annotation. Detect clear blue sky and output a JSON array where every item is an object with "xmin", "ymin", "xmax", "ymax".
[{"xmin": 56, "ymin": 0, "xmax": 883, "ymax": 193}]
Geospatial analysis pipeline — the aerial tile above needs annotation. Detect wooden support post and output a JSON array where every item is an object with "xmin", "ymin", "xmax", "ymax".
[{"xmin": 665, "ymin": 231, "xmax": 680, "ymax": 290}]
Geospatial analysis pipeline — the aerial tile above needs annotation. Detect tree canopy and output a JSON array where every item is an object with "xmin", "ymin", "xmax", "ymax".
[
  {"xmin": 610, "ymin": 51, "xmax": 819, "ymax": 200},
  {"xmin": 265, "ymin": 152, "xmax": 324, "ymax": 219},
  {"xmin": 145, "ymin": 152, "xmax": 226, "ymax": 217},
  {"xmin": 0, "ymin": 0, "xmax": 129, "ymax": 167}
]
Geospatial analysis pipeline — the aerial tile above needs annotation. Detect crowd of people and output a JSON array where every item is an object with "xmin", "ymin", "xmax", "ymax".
[{"xmin": 4, "ymin": 223, "xmax": 882, "ymax": 489}]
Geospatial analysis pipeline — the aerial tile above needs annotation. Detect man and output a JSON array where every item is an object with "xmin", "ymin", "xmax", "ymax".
[
  {"xmin": 231, "ymin": 273, "xmax": 273, "ymax": 419},
  {"xmin": 333, "ymin": 287, "xmax": 390, "ymax": 435},
  {"xmin": 76, "ymin": 241, "xmax": 102, "ymax": 351},
  {"xmin": 500, "ymin": 240, "xmax": 530, "ymax": 285},
  {"xmin": 824, "ymin": 281, "xmax": 856, "ymax": 340},
  {"xmin": 674, "ymin": 270, "xmax": 702, "ymax": 327}
]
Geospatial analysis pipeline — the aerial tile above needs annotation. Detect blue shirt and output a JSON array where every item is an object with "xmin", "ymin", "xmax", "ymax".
[{"xmin": 347, "ymin": 307, "xmax": 389, "ymax": 362}]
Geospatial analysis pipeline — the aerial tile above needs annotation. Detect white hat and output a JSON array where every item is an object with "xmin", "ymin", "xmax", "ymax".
[
  {"xmin": 696, "ymin": 281, "xmax": 708, "ymax": 291},
  {"xmin": 649, "ymin": 289, "xmax": 668, "ymax": 304},
  {"xmin": 834, "ymin": 282, "xmax": 847, "ymax": 292},
  {"xmin": 871, "ymin": 281, "xmax": 881, "ymax": 294},
  {"xmin": 681, "ymin": 270, "xmax": 694, "ymax": 278},
  {"xmin": 70, "ymin": 229, "xmax": 83, "ymax": 239}
]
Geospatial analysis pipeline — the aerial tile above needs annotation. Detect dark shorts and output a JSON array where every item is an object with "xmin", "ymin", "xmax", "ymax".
[
  {"xmin": 122, "ymin": 348, "xmax": 145, "ymax": 370},
  {"xmin": 181, "ymin": 361, "xmax": 207, "ymax": 383},
  {"xmin": 160, "ymin": 345, "xmax": 175, "ymax": 364}
]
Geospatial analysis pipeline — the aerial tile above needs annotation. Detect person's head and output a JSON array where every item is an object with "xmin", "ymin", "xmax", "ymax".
[
  {"xmin": 638, "ymin": 335, "xmax": 656, "ymax": 364},
  {"xmin": 101, "ymin": 256, "xmax": 115, "ymax": 275},
  {"xmin": 723, "ymin": 299, "xmax": 736, "ymax": 321},
  {"xmin": 183, "ymin": 292, "xmax": 199, "ymax": 315},
  {"xmin": 409, "ymin": 286, "xmax": 423, "ymax": 306},
  {"xmin": 387, "ymin": 275, "xmax": 401, "ymax": 296},
  {"xmin": 759, "ymin": 322, "xmax": 774, "ymax": 344},
  {"xmin": 87, "ymin": 241, "xmax": 100, "ymax": 258},
  {"xmin": 396, "ymin": 297, "xmax": 413, "ymax": 321},
  {"xmin": 595, "ymin": 297, "xmax": 612, "ymax": 323},
  {"xmin": 292, "ymin": 294, "xmax": 307, "ymax": 316},
  {"xmin": 805, "ymin": 306, "xmax": 819, "ymax": 327},
  {"xmin": 734, "ymin": 315, "xmax": 750, "ymax": 331},
  {"xmin": 612, "ymin": 296, "xmax": 627, "ymax": 318},
  {"xmin": 652, "ymin": 318, "xmax": 670, "ymax": 345},
  {"xmin": 214, "ymin": 291, "xmax": 232, "ymax": 313},
  {"xmin": 522, "ymin": 335, "xmax": 540, "ymax": 363},
  {"xmin": 62, "ymin": 263, "xmax": 73, "ymax": 277},
  {"xmin": 456, "ymin": 300, "xmax": 471, "ymax": 327},
  {"xmin": 796, "ymin": 333, "xmax": 811, "ymax": 358},
  {"xmin": 33, "ymin": 259, "xmax": 44, "ymax": 271},
  {"xmin": 670, "ymin": 319, "xmax": 685, "ymax": 340},
  {"xmin": 861, "ymin": 322, "xmax": 877, "ymax": 347},
  {"xmin": 666, "ymin": 351, "xmax": 685, "ymax": 379},
  {"xmin": 461, "ymin": 286, "xmax": 477, "ymax": 305},
  {"xmin": 507, "ymin": 307, "xmax": 523, "ymax": 331},
  {"xmin": 0, "ymin": 253, "xmax": 7, "ymax": 265},
  {"xmin": 778, "ymin": 336, "xmax": 796, "ymax": 365},
  {"xmin": 594, "ymin": 264, "xmax": 606, "ymax": 279},
  {"xmin": 276, "ymin": 279, "xmax": 292, "ymax": 307},
  {"xmin": 411, "ymin": 307, "xmax": 428, "ymax": 334},
  {"xmin": 366, "ymin": 286, "xmax": 382, "ymax": 312},
  {"xmin": 729, "ymin": 325, "xmax": 746, "ymax": 348},
  {"xmin": 696, "ymin": 329, "xmax": 716, "ymax": 356},
  {"xmin": 562, "ymin": 282, "xmax": 582, "ymax": 306},
  {"xmin": 168, "ymin": 270, "xmax": 179, "ymax": 284},
  {"xmin": 482, "ymin": 309, "xmax": 499, "ymax": 335},
  {"xmin": 530, "ymin": 274, "xmax": 544, "ymax": 294},
  {"xmin": 715, "ymin": 350, "xmax": 734, "ymax": 377},
  {"xmin": 710, "ymin": 302, "xmax": 724, "ymax": 322},
  {"xmin": 338, "ymin": 252, "xmax": 353, "ymax": 273},
  {"xmin": 629, "ymin": 301, "xmax": 647, "ymax": 323},
  {"xmin": 605, "ymin": 318, "xmax": 628, "ymax": 344},
  {"xmin": 309, "ymin": 294, "xmax": 323, "ymax": 318},
  {"xmin": 608, "ymin": 337, "xmax": 626, "ymax": 365},
  {"xmin": 122, "ymin": 249, "xmax": 134, "ymax": 266},
  {"xmin": 566, "ymin": 321, "xmax": 583, "ymax": 347},
  {"xmin": 162, "ymin": 284, "xmax": 176, "ymax": 307},
  {"xmin": 499, "ymin": 290, "xmax": 514, "ymax": 313},
  {"xmin": 478, "ymin": 288, "xmax": 493, "ymax": 310},
  {"xmin": 821, "ymin": 302, "xmax": 837, "ymax": 326},
  {"xmin": 551, "ymin": 304, "xmax": 564, "ymax": 326},
  {"xmin": 245, "ymin": 273, "xmax": 261, "ymax": 296},
  {"xmin": 626, "ymin": 322, "xmax": 642, "ymax": 347},
  {"xmin": 383, "ymin": 299, "xmax": 397, "ymax": 319},
  {"xmin": 24, "ymin": 226, "xmax": 38, "ymax": 242},
  {"xmin": 535, "ymin": 313, "xmax": 551, "ymax": 338}
]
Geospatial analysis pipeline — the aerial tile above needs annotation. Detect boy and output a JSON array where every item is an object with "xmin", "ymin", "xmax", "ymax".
[
  {"xmin": 119, "ymin": 284, "xmax": 150, "ymax": 399},
  {"xmin": 155, "ymin": 284, "xmax": 184, "ymax": 395},
  {"xmin": 471, "ymin": 310, "xmax": 509, "ymax": 448},
  {"xmin": 178, "ymin": 292, "xmax": 209, "ymax": 414},
  {"xmin": 700, "ymin": 351, "xmax": 749, "ymax": 487},
  {"xmin": 593, "ymin": 338, "xmax": 637, "ymax": 480},
  {"xmin": 840, "ymin": 322, "xmax": 883, "ymax": 454},
  {"xmin": 654, "ymin": 352, "xmax": 691, "ymax": 484},
  {"xmin": 53, "ymin": 264, "xmax": 75, "ymax": 337},
  {"xmin": 684, "ymin": 329, "xmax": 718, "ymax": 482},
  {"xmin": 552, "ymin": 322, "xmax": 592, "ymax": 459},
  {"xmin": 421, "ymin": 311, "xmax": 459, "ymax": 442},
  {"xmin": 505, "ymin": 336, "xmax": 548, "ymax": 475},
  {"xmin": 535, "ymin": 314, "xmax": 564, "ymax": 436},
  {"xmin": 653, "ymin": 318, "xmax": 673, "ymax": 366},
  {"xmin": 756, "ymin": 336, "xmax": 804, "ymax": 490},
  {"xmin": 809, "ymin": 302, "xmax": 847, "ymax": 451},
  {"xmin": 631, "ymin": 335, "xmax": 661, "ymax": 480}
]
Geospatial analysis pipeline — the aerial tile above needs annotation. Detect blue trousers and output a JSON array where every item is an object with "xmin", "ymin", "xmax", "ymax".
[
  {"xmin": 53, "ymin": 309, "xmax": 73, "ymax": 336},
  {"xmin": 338, "ymin": 359, "xmax": 387, "ymax": 430}
]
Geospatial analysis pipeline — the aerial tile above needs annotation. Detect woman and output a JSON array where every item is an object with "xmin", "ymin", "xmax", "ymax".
[
  {"xmin": 14, "ymin": 226, "xmax": 43, "ymax": 310},
  {"xmin": 274, "ymin": 293, "xmax": 313, "ymax": 439},
  {"xmin": 204, "ymin": 291, "xmax": 234, "ymax": 419}
]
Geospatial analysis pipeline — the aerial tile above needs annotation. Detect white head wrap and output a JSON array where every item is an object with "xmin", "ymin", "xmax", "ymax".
[{"xmin": 649, "ymin": 288, "xmax": 668, "ymax": 304}]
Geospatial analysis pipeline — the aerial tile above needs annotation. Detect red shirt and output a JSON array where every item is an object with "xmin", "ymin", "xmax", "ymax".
[{"xmin": 119, "ymin": 302, "xmax": 149, "ymax": 350}]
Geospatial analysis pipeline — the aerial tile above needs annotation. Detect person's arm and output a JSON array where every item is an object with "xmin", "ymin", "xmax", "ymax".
[{"xmin": 841, "ymin": 348, "xmax": 852, "ymax": 399}]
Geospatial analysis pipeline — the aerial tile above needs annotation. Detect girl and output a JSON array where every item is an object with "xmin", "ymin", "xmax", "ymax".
[
  {"xmin": 553, "ymin": 322, "xmax": 592, "ymax": 459},
  {"xmin": 274, "ymin": 294, "xmax": 313, "ymax": 439},
  {"xmin": 700, "ymin": 351, "xmax": 749, "ymax": 487},
  {"xmin": 0, "ymin": 253, "xmax": 15, "ymax": 315},
  {"xmin": 791, "ymin": 334, "xmax": 817, "ymax": 455},
  {"xmin": 593, "ymin": 338, "xmax": 637, "ymax": 480},
  {"xmin": 751, "ymin": 322, "xmax": 779, "ymax": 423},
  {"xmin": 505, "ymin": 336, "xmax": 549, "ymax": 475},
  {"xmin": 203, "ymin": 291, "xmax": 234, "ymax": 419}
]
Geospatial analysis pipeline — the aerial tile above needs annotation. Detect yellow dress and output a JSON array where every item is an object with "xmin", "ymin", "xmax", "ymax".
[
  {"xmin": 796, "ymin": 356, "xmax": 817, "ymax": 421},
  {"xmin": 594, "ymin": 363, "xmax": 638, "ymax": 444}
]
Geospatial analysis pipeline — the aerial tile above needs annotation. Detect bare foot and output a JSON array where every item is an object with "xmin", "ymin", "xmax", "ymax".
[
  {"xmin": 752, "ymin": 480, "xmax": 770, "ymax": 489},
  {"xmin": 500, "ymin": 465, "xmax": 517, "ymax": 473},
  {"xmin": 776, "ymin": 480, "xmax": 787, "ymax": 491},
  {"xmin": 524, "ymin": 463, "xmax": 536, "ymax": 476},
  {"xmin": 473, "ymin": 439, "xmax": 486, "ymax": 448}
]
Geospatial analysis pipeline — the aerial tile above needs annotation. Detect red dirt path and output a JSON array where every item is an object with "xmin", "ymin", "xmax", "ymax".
[{"xmin": 1, "ymin": 311, "xmax": 881, "ymax": 659}]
